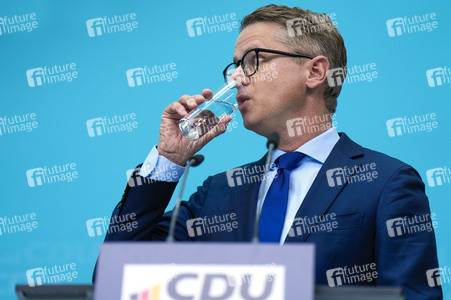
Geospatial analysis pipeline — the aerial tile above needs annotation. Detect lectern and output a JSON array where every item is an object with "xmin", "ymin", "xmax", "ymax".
[
  {"xmin": 15, "ymin": 242, "xmax": 405, "ymax": 300},
  {"xmin": 95, "ymin": 242, "xmax": 315, "ymax": 299}
]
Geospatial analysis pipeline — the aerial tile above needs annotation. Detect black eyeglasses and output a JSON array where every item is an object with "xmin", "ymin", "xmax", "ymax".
[{"xmin": 222, "ymin": 48, "xmax": 314, "ymax": 82}]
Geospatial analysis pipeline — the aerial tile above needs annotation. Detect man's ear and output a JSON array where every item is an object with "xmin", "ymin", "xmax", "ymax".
[{"xmin": 306, "ymin": 56, "xmax": 329, "ymax": 89}]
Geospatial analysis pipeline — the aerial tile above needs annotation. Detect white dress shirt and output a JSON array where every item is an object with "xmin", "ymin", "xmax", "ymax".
[{"xmin": 139, "ymin": 127, "xmax": 340, "ymax": 244}]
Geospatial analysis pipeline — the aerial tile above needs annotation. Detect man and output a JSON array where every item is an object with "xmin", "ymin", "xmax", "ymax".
[{"xmin": 102, "ymin": 5, "xmax": 442, "ymax": 299}]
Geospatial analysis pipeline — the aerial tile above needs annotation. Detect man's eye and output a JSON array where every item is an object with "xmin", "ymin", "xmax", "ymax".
[{"xmin": 245, "ymin": 54, "xmax": 255, "ymax": 64}]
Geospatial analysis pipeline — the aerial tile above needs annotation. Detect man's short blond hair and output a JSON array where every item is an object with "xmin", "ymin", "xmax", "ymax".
[{"xmin": 241, "ymin": 4, "xmax": 347, "ymax": 113}]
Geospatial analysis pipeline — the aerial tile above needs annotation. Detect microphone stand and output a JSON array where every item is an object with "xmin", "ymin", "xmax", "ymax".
[{"xmin": 166, "ymin": 155, "xmax": 204, "ymax": 242}]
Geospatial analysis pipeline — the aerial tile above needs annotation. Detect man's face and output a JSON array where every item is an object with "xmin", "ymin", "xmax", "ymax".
[{"xmin": 232, "ymin": 22, "xmax": 310, "ymax": 138}]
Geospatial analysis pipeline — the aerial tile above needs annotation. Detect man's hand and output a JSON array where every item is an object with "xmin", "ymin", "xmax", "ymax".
[{"xmin": 158, "ymin": 89, "xmax": 233, "ymax": 166}]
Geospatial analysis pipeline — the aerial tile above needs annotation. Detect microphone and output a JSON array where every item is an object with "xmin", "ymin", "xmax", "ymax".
[
  {"xmin": 189, "ymin": 155, "xmax": 204, "ymax": 167},
  {"xmin": 267, "ymin": 132, "xmax": 279, "ymax": 149},
  {"xmin": 166, "ymin": 154, "xmax": 204, "ymax": 242},
  {"xmin": 252, "ymin": 132, "xmax": 279, "ymax": 243}
]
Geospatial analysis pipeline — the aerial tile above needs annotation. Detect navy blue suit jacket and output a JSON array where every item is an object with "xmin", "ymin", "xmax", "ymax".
[{"xmin": 104, "ymin": 133, "xmax": 442, "ymax": 299}]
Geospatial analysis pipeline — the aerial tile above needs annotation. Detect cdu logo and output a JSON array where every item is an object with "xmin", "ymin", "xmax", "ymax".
[
  {"xmin": 426, "ymin": 168, "xmax": 445, "ymax": 187},
  {"xmin": 26, "ymin": 68, "xmax": 44, "ymax": 87},
  {"xmin": 326, "ymin": 68, "xmax": 346, "ymax": 87},
  {"xmin": 26, "ymin": 268, "xmax": 45, "ymax": 287},
  {"xmin": 122, "ymin": 264, "xmax": 285, "ymax": 299},
  {"xmin": 86, "ymin": 18, "xmax": 104, "ymax": 37},
  {"xmin": 386, "ymin": 218, "xmax": 405, "ymax": 237},
  {"xmin": 226, "ymin": 167, "xmax": 245, "ymax": 187},
  {"xmin": 86, "ymin": 118, "xmax": 104, "ymax": 137},
  {"xmin": 129, "ymin": 284, "xmax": 161, "ymax": 300},
  {"xmin": 126, "ymin": 68, "xmax": 145, "ymax": 87},
  {"xmin": 186, "ymin": 218, "xmax": 205, "ymax": 237},
  {"xmin": 186, "ymin": 18, "xmax": 204, "ymax": 37},
  {"xmin": 326, "ymin": 268, "xmax": 344, "ymax": 287},
  {"xmin": 386, "ymin": 18, "xmax": 404, "ymax": 37},
  {"xmin": 386, "ymin": 118, "xmax": 404, "ymax": 137},
  {"xmin": 326, "ymin": 167, "xmax": 345, "ymax": 187},
  {"xmin": 26, "ymin": 168, "xmax": 45, "ymax": 187},
  {"xmin": 426, "ymin": 68, "xmax": 445, "ymax": 87}
]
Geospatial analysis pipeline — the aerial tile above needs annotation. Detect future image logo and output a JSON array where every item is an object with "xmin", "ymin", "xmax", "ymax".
[
  {"xmin": 386, "ymin": 18, "xmax": 403, "ymax": 37},
  {"xmin": 226, "ymin": 164, "xmax": 276, "ymax": 188},
  {"xmin": 186, "ymin": 13, "xmax": 239, "ymax": 37},
  {"xmin": 327, "ymin": 63, "xmax": 378, "ymax": 87},
  {"xmin": 326, "ymin": 264, "xmax": 377, "ymax": 287},
  {"xmin": 426, "ymin": 268, "xmax": 443, "ymax": 287},
  {"xmin": 26, "ymin": 63, "xmax": 78, "ymax": 87},
  {"xmin": 86, "ymin": 218, "xmax": 106, "ymax": 237},
  {"xmin": 126, "ymin": 68, "xmax": 144, "ymax": 87},
  {"xmin": 426, "ymin": 267, "xmax": 451, "ymax": 287},
  {"xmin": 86, "ymin": 18, "xmax": 103, "ymax": 37},
  {"xmin": 86, "ymin": 214, "xmax": 138, "ymax": 237},
  {"xmin": 186, "ymin": 18, "xmax": 204, "ymax": 37},
  {"xmin": 386, "ymin": 113, "xmax": 438, "ymax": 137},
  {"xmin": 86, "ymin": 13, "xmax": 138, "ymax": 37},
  {"xmin": 325, "ymin": 164, "xmax": 378, "ymax": 188},
  {"xmin": 26, "ymin": 264, "xmax": 78, "ymax": 287},
  {"xmin": 26, "ymin": 168, "xmax": 44, "ymax": 187},
  {"xmin": 26, "ymin": 163, "xmax": 78, "ymax": 188},
  {"xmin": 126, "ymin": 164, "xmax": 180, "ymax": 187},
  {"xmin": 26, "ymin": 268, "xmax": 45, "ymax": 287},
  {"xmin": 326, "ymin": 68, "xmax": 346, "ymax": 87},
  {"xmin": 288, "ymin": 213, "xmax": 338, "ymax": 238},
  {"xmin": 186, "ymin": 213, "xmax": 238, "ymax": 237},
  {"xmin": 426, "ymin": 167, "xmax": 451, "ymax": 187},
  {"xmin": 0, "ymin": 13, "xmax": 38, "ymax": 36},
  {"xmin": 26, "ymin": 68, "xmax": 44, "ymax": 87},
  {"xmin": 286, "ymin": 113, "xmax": 337, "ymax": 137},
  {"xmin": 86, "ymin": 113, "xmax": 138, "ymax": 137},
  {"xmin": 286, "ymin": 13, "xmax": 338, "ymax": 37},
  {"xmin": 386, "ymin": 214, "xmax": 437, "ymax": 238},
  {"xmin": 126, "ymin": 64, "xmax": 178, "ymax": 87},
  {"xmin": 0, "ymin": 213, "xmax": 38, "ymax": 236},
  {"xmin": 0, "ymin": 113, "xmax": 38, "ymax": 136},
  {"xmin": 426, "ymin": 67, "xmax": 451, "ymax": 87},
  {"xmin": 126, "ymin": 168, "xmax": 152, "ymax": 187},
  {"xmin": 386, "ymin": 13, "xmax": 438, "ymax": 37}
]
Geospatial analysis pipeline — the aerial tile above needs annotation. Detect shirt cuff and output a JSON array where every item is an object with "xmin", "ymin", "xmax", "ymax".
[{"xmin": 138, "ymin": 146, "xmax": 185, "ymax": 182}]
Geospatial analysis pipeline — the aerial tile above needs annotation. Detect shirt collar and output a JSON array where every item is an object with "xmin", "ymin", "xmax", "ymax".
[{"xmin": 271, "ymin": 127, "xmax": 340, "ymax": 165}]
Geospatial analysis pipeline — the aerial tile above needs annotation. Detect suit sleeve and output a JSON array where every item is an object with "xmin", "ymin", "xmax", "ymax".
[
  {"xmin": 375, "ymin": 166, "xmax": 442, "ymax": 300},
  {"xmin": 104, "ymin": 164, "xmax": 212, "ymax": 242}
]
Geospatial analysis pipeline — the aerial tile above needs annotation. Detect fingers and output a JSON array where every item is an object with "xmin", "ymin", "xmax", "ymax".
[
  {"xmin": 164, "ymin": 101, "xmax": 188, "ymax": 119},
  {"xmin": 179, "ymin": 95, "xmax": 200, "ymax": 111},
  {"xmin": 180, "ymin": 93, "xmax": 209, "ymax": 108},
  {"xmin": 163, "ymin": 97, "xmax": 197, "ymax": 119},
  {"xmin": 202, "ymin": 89, "xmax": 213, "ymax": 100},
  {"xmin": 164, "ymin": 91, "xmax": 212, "ymax": 119}
]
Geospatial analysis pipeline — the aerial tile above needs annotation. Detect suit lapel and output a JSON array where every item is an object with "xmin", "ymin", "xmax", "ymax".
[{"xmin": 285, "ymin": 133, "xmax": 364, "ymax": 243}]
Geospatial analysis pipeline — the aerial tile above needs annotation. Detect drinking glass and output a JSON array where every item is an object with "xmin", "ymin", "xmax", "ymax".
[{"xmin": 179, "ymin": 80, "xmax": 241, "ymax": 141}]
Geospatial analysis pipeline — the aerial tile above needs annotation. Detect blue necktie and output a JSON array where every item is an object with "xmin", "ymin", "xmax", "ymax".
[{"xmin": 258, "ymin": 152, "xmax": 305, "ymax": 243}]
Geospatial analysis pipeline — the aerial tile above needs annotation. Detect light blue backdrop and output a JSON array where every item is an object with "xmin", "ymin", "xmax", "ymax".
[{"xmin": 1, "ymin": 0, "xmax": 450, "ymax": 299}]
